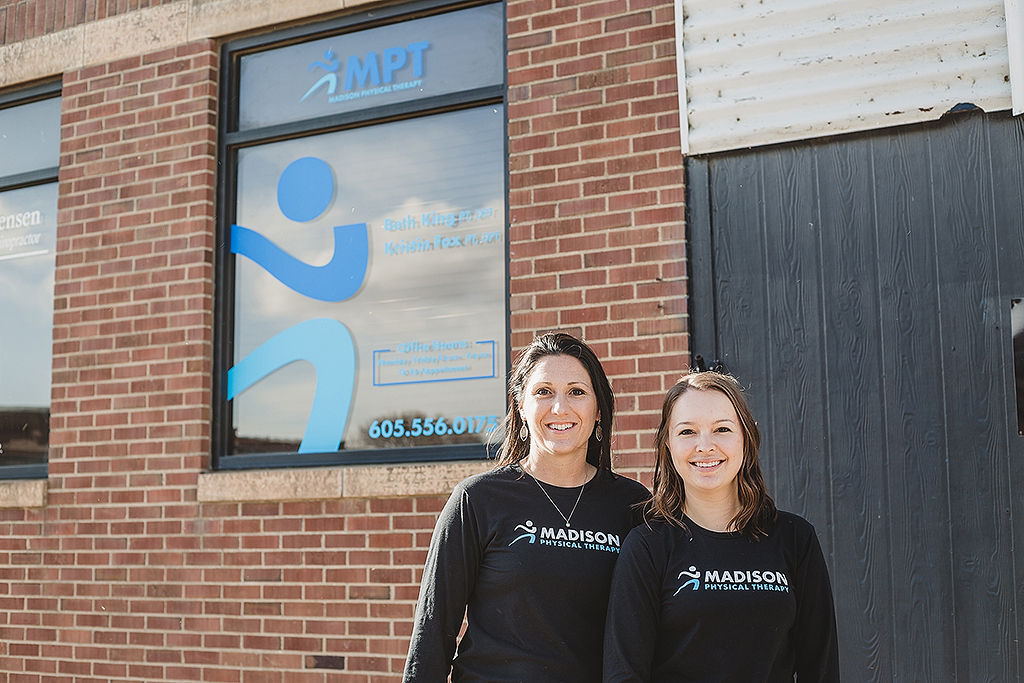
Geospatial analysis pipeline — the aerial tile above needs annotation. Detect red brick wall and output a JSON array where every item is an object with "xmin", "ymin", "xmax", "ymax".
[
  {"xmin": 0, "ymin": 0, "xmax": 181, "ymax": 45},
  {"xmin": 53, "ymin": 42, "xmax": 217, "ymax": 484},
  {"xmin": 507, "ymin": 0, "xmax": 687, "ymax": 474},
  {"xmin": 0, "ymin": 0, "xmax": 688, "ymax": 680}
]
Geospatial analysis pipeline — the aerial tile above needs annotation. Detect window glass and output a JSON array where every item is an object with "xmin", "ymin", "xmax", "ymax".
[
  {"xmin": 237, "ymin": 2, "xmax": 504, "ymax": 130},
  {"xmin": 0, "ymin": 97, "xmax": 61, "ymax": 177},
  {"xmin": 229, "ymin": 104, "xmax": 506, "ymax": 456},
  {"xmin": 0, "ymin": 182, "xmax": 58, "ymax": 469},
  {"xmin": 221, "ymin": 2, "xmax": 507, "ymax": 466}
]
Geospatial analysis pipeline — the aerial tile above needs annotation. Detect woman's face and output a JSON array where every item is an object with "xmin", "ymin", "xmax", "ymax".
[
  {"xmin": 520, "ymin": 354, "xmax": 599, "ymax": 462},
  {"xmin": 667, "ymin": 389, "xmax": 745, "ymax": 503}
]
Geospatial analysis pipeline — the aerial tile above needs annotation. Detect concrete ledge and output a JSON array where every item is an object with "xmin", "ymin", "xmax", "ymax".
[
  {"xmin": 198, "ymin": 467, "xmax": 343, "ymax": 503},
  {"xmin": 343, "ymin": 461, "xmax": 492, "ymax": 498},
  {"xmin": 188, "ymin": 0, "xmax": 345, "ymax": 43},
  {"xmin": 0, "ymin": 29, "xmax": 85, "ymax": 88},
  {"xmin": 0, "ymin": 0, "xmax": 380, "ymax": 89},
  {"xmin": 83, "ymin": 2, "xmax": 189, "ymax": 68},
  {"xmin": 0, "ymin": 479, "xmax": 48, "ymax": 508},
  {"xmin": 197, "ymin": 460, "xmax": 492, "ymax": 503}
]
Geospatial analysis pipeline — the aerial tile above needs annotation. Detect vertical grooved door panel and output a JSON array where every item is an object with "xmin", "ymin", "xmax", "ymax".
[{"xmin": 687, "ymin": 110, "xmax": 1024, "ymax": 681}]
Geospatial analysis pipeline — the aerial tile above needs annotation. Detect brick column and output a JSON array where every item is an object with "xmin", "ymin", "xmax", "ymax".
[
  {"xmin": 54, "ymin": 41, "xmax": 217, "ymax": 478},
  {"xmin": 506, "ymin": 0, "xmax": 688, "ymax": 474}
]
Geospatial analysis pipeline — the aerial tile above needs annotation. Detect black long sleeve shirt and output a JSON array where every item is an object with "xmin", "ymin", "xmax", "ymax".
[
  {"xmin": 403, "ymin": 464, "xmax": 650, "ymax": 683},
  {"xmin": 603, "ymin": 512, "xmax": 840, "ymax": 683}
]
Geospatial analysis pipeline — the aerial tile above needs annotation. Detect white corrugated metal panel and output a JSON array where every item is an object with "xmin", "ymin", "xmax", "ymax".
[
  {"xmin": 1006, "ymin": 0, "xmax": 1024, "ymax": 113},
  {"xmin": 679, "ymin": 0, "xmax": 1013, "ymax": 154}
]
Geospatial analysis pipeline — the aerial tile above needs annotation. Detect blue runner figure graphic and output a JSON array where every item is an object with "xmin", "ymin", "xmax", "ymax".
[
  {"xmin": 231, "ymin": 157, "xmax": 368, "ymax": 301},
  {"xmin": 229, "ymin": 156, "xmax": 368, "ymax": 453},
  {"xmin": 674, "ymin": 566, "xmax": 701, "ymax": 595},
  {"xmin": 300, "ymin": 49, "xmax": 339, "ymax": 102},
  {"xmin": 509, "ymin": 521, "xmax": 538, "ymax": 546}
]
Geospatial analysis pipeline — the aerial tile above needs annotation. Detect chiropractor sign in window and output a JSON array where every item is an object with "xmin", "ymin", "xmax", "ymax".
[
  {"xmin": 0, "ymin": 92, "xmax": 60, "ymax": 473},
  {"xmin": 224, "ymin": 3, "xmax": 506, "ymax": 460}
]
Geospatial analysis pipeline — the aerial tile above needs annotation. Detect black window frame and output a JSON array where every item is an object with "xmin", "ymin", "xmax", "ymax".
[
  {"xmin": 0, "ymin": 78, "xmax": 62, "ymax": 481},
  {"xmin": 213, "ymin": 0, "xmax": 509, "ymax": 471}
]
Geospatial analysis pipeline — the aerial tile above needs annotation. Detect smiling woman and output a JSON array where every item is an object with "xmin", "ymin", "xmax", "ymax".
[
  {"xmin": 603, "ymin": 372, "xmax": 840, "ymax": 683},
  {"xmin": 519, "ymin": 354, "xmax": 600, "ymax": 473},
  {"xmin": 403, "ymin": 333, "xmax": 650, "ymax": 683}
]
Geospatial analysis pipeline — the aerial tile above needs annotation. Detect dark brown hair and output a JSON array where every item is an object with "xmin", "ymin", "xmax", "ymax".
[
  {"xmin": 495, "ymin": 332, "xmax": 614, "ymax": 471},
  {"xmin": 649, "ymin": 372, "xmax": 777, "ymax": 537}
]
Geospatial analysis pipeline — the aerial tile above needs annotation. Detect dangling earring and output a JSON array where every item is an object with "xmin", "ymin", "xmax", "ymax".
[
  {"xmin": 519, "ymin": 423, "xmax": 529, "ymax": 441},
  {"xmin": 595, "ymin": 424, "xmax": 603, "ymax": 442}
]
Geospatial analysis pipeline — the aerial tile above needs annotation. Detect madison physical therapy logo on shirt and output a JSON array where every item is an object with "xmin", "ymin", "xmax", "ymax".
[
  {"xmin": 673, "ymin": 566, "xmax": 790, "ymax": 595},
  {"xmin": 508, "ymin": 520, "xmax": 622, "ymax": 553}
]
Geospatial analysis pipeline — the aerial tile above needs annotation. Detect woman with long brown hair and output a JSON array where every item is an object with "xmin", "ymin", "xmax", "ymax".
[
  {"xmin": 603, "ymin": 372, "xmax": 839, "ymax": 682},
  {"xmin": 404, "ymin": 332, "xmax": 649, "ymax": 683}
]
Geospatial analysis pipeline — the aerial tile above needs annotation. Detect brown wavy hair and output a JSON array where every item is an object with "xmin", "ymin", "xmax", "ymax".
[
  {"xmin": 648, "ymin": 372, "xmax": 777, "ymax": 538},
  {"xmin": 495, "ymin": 332, "xmax": 614, "ymax": 471}
]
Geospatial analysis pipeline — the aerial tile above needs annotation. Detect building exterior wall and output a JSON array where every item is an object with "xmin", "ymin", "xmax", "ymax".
[{"xmin": 0, "ymin": 1, "xmax": 687, "ymax": 681}]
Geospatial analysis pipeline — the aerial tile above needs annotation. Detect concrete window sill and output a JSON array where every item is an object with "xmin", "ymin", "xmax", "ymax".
[
  {"xmin": 0, "ymin": 479, "xmax": 47, "ymax": 508},
  {"xmin": 197, "ymin": 460, "xmax": 492, "ymax": 503}
]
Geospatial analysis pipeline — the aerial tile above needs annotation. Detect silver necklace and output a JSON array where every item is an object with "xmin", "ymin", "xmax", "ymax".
[{"xmin": 525, "ymin": 468, "xmax": 590, "ymax": 527}]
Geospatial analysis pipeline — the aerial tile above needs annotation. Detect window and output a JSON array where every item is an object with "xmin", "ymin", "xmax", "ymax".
[
  {"xmin": 215, "ymin": 0, "xmax": 507, "ymax": 469},
  {"xmin": 0, "ymin": 80, "xmax": 61, "ymax": 479}
]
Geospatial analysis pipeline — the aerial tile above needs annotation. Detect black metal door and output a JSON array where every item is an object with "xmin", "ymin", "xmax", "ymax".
[{"xmin": 687, "ymin": 110, "xmax": 1024, "ymax": 682}]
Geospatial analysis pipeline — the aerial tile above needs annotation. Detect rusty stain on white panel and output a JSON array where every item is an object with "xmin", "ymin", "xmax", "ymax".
[{"xmin": 680, "ymin": 0, "xmax": 1013, "ymax": 154}]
